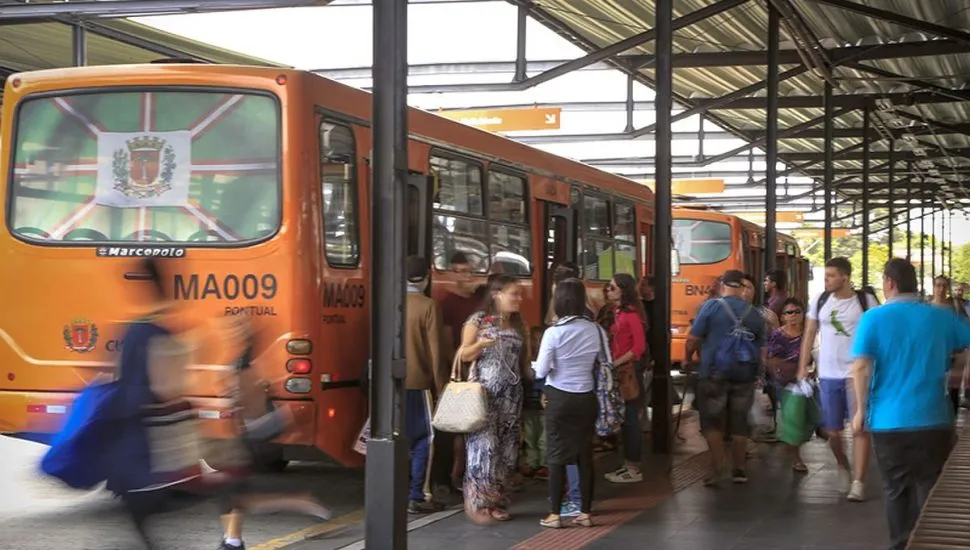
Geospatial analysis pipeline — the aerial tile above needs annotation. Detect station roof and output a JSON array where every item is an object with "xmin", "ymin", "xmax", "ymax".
[
  {"xmin": 514, "ymin": 0, "xmax": 970, "ymax": 212},
  {"xmin": 0, "ymin": 18, "xmax": 286, "ymax": 85}
]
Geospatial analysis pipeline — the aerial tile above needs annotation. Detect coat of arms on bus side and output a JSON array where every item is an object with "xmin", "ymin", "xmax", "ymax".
[
  {"xmin": 111, "ymin": 136, "xmax": 177, "ymax": 199},
  {"xmin": 63, "ymin": 320, "xmax": 99, "ymax": 353}
]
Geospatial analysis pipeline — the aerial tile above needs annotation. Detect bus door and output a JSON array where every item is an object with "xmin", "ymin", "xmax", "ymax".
[
  {"xmin": 540, "ymin": 181, "xmax": 578, "ymax": 318},
  {"xmin": 406, "ymin": 172, "xmax": 434, "ymax": 294}
]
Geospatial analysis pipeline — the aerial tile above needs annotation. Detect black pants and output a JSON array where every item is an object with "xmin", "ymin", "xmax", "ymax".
[
  {"xmin": 871, "ymin": 429, "xmax": 954, "ymax": 550},
  {"xmin": 431, "ymin": 429, "xmax": 456, "ymax": 490}
]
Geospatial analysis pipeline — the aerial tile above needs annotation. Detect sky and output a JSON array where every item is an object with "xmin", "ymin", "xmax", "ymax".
[{"xmin": 136, "ymin": 0, "xmax": 970, "ymax": 245}]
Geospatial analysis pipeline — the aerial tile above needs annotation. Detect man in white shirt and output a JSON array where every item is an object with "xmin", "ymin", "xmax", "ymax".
[{"xmin": 798, "ymin": 257, "xmax": 879, "ymax": 502}]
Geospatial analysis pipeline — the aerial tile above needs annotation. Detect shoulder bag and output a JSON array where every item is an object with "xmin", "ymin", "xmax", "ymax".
[{"xmin": 432, "ymin": 348, "xmax": 488, "ymax": 433}]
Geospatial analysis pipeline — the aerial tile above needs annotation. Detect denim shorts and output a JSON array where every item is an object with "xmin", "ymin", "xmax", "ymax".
[{"xmin": 818, "ymin": 377, "xmax": 857, "ymax": 431}]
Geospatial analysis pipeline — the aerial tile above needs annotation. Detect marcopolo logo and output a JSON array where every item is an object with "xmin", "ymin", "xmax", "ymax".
[{"xmin": 96, "ymin": 247, "xmax": 186, "ymax": 258}]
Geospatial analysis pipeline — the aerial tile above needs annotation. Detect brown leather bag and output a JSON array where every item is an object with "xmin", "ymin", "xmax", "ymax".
[{"xmin": 615, "ymin": 363, "xmax": 640, "ymax": 402}]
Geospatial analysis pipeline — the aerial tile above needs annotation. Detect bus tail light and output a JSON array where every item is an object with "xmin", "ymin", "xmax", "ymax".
[
  {"xmin": 285, "ymin": 377, "xmax": 311, "ymax": 394},
  {"xmin": 286, "ymin": 339, "xmax": 312, "ymax": 355},
  {"xmin": 287, "ymin": 358, "xmax": 311, "ymax": 374}
]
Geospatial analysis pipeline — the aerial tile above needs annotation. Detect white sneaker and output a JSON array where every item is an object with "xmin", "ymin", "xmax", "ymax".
[
  {"xmin": 847, "ymin": 480, "xmax": 865, "ymax": 502},
  {"xmin": 838, "ymin": 468, "xmax": 852, "ymax": 493},
  {"xmin": 605, "ymin": 468, "xmax": 643, "ymax": 483}
]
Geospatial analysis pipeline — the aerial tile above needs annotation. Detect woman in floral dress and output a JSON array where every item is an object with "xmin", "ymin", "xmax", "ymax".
[{"xmin": 458, "ymin": 274, "xmax": 528, "ymax": 524}]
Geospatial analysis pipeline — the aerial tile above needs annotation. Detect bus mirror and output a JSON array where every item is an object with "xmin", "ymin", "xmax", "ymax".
[{"xmin": 671, "ymin": 247, "xmax": 682, "ymax": 277}]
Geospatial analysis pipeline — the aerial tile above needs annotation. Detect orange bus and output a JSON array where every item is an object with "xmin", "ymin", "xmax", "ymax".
[
  {"xmin": 669, "ymin": 207, "xmax": 807, "ymax": 368},
  {"xmin": 0, "ymin": 62, "xmax": 654, "ymax": 467}
]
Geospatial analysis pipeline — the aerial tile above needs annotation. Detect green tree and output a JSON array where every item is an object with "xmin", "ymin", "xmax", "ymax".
[
  {"xmin": 850, "ymin": 243, "xmax": 889, "ymax": 300},
  {"xmin": 952, "ymin": 243, "xmax": 970, "ymax": 284}
]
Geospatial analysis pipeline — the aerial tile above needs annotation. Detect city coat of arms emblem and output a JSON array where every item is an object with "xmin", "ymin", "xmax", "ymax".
[
  {"xmin": 63, "ymin": 319, "xmax": 99, "ymax": 353},
  {"xmin": 112, "ymin": 136, "xmax": 177, "ymax": 199}
]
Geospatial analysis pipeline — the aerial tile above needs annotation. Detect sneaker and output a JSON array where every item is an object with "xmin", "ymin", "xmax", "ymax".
[
  {"xmin": 219, "ymin": 541, "xmax": 245, "ymax": 550},
  {"xmin": 605, "ymin": 468, "xmax": 642, "ymax": 483},
  {"xmin": 847, "ymin": 480, "xmax": 865, "ymax": 502},
  {"xmin": 732, "ymin": 469, "xmax": 748, "ymax": 484},
  {"xmin": 535, "ymin": 466, "xmax": 550, "ymax": 480},
  {"xmin": 838, "ymin": 467, "xmax": 852, "ymax": 493},
  {"xmin": 559, "ymin": 501, "xmax": 581, "ymax": 517},
  {"xmin": 408, "ymin": 499, "xmax": 443, "ymax": 514},
  {"xmin": 521, "ymin": 466, "xmax": 537, "ymax": 478}
]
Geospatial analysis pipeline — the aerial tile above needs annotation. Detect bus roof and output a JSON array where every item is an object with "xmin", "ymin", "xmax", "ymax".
[{"xmin": 6, "ymin": 63, "xmax": 655, "ymax": 206}]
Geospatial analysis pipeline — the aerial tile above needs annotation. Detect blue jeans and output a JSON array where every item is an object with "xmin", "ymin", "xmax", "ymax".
[
  {"xmin": 404, "ymin": 389, "xmax": 433, "ymax": 502},
  {"xmin": 566, "ymin": 464, "xmax": 580, "ymax": 503}
]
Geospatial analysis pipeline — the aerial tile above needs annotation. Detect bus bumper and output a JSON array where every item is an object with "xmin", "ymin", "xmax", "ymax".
[{"xmin": 0, "ymin": 391, "xmax": 316, "ymax": 446}]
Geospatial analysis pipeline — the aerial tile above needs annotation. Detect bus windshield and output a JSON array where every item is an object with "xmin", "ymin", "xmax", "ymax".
[
  {"xmin": 673, "ymin": 218, "xmax": 732, "ymax": 265},
  {"xmin": 8, "ymin": 89, "xmax": 280, "ymax": 244}
]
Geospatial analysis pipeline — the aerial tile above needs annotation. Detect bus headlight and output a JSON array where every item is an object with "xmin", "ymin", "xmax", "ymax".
[{"xmin": 284, "ymin": 377, "xmax": 312, "ymax": 394}]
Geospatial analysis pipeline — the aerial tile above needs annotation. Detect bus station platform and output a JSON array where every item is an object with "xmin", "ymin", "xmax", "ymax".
[{"xmin": 291, "ymin": 414, "xmax": 889, "ymax": 550}]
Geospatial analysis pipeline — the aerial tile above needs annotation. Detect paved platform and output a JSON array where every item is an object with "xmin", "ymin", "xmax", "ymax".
[{"xmin": 291, "ymin": 414, "xmax": 890, "ymax": 550}]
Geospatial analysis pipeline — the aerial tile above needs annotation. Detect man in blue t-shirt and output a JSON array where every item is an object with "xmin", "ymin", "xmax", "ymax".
[
  {"xmin": 687, "ymin": 269, "xmax": 766, "ymax": 486},
  {"xmin": 851, "ymin": 258, "xmax": 970, "ymax": 550}
]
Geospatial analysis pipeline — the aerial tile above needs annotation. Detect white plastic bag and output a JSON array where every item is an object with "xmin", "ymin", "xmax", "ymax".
[{"xmin": 353, "ymin": 417, "xmax": 370, "ymax": 456}]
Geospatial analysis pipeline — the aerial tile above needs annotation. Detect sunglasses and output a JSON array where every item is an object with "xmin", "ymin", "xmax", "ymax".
[{"xmin": 783, "ymin": 309, "xmax": 802, "ymax": 315}]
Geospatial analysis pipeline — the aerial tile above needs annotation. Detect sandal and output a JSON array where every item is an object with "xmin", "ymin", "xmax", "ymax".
[
  {"xmin": 573, "ymin": 513, "xmax": 593, "ymax": 528},
  {"xmin": 539, "ymin": 514, "xmax": 561, "ymax": 529},
  {"xmin": 489, "ymin": 507, "xmax": 512, "ymax": 522},
  {"xmin": 792, "ymin": 462, "xmax": 808, "ymax": 473}
]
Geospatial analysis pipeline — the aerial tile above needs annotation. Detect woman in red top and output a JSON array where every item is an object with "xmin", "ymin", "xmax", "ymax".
[{"xmin": 603, "ymin": 273, "xmax": 648, "ymax": 483}]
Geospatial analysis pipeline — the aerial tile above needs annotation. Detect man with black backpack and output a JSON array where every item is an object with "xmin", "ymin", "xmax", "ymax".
[
  {"xmin": 687, "ymin": 270, "xmax": 767, "ymax": 486},
  {"xmin": 798, "ymin": 257, "xmax": 879, "ymax": 502}
]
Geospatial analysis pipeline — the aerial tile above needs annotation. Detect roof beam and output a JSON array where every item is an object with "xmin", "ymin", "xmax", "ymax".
[
  {"xmin": 692, "ymin": 91, "xmax": 961, "ymax": 110},
  {"xmin": 315, "ymin": 39, "xmax": 970, "ymax": 78},
  {"xmin": 804, "ymin": 0, "xmax": 970, "ymax": 46},
  {"xmin": 355, "ymin": 0, "xmax": 752, "ymax": 94},
  {"xmin": 843, "ymin": 62, "xmax": 970, "ymax": 103},
  {"xmin": 0, "ymin": 0, "xmax": 329, "ymax": 22}
]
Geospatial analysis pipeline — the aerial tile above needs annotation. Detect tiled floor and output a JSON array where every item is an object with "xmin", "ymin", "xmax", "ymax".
[{"xmin": 393, "ymin": 426, "xmax": 890, "ymax": 550}]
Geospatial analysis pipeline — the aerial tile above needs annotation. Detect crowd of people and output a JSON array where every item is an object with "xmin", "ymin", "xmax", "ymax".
[
  {"xmin": 687, "ymin": 258, "xmax": 970, "ymax": 550},
  {"xmin": 51, "ymin": 252, "xmax": 970, "ymax": 550},
  {"xmin": 406, "ymin": 253, "xmax": 653, "ymax": 528}
]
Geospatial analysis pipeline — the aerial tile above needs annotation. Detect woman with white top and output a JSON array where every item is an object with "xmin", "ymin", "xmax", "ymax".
[{"xmin": 533, "ymin": 278, "xmax": 612, "ymax": 529}]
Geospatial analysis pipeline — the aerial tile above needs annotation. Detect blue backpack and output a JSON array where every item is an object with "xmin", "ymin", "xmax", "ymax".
[{"xmin": 711, "ymin": 299, "xmax": 760, "ymax": 382}]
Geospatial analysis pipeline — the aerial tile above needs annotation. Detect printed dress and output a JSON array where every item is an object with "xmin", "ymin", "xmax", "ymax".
[{"xmin": 463, "ymin": 311, "xmax": 524, "ymax": 513}]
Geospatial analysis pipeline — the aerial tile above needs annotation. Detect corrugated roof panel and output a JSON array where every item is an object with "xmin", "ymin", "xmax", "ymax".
[{"xmin": 527, "ymin": 0, "xmax": 970, "ymax": 198}]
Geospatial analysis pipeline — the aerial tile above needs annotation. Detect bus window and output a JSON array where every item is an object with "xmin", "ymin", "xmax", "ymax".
[
  {"xmin": 613, "ymin": 201, "xmax": 637, "ymax": 276},
  {"xmin": 10, "ymin": 90, "xmax": 280, "ymax": 244},
  {"xmin": 488, "ymin": 170, "xmax": 531, "ymax": 275},
  {"xmin": 430, "ymin": 154, "xmax": 487, "ymax": 273},
  {"xmin": 320, "ymin": 121, "xmax": 360, "ymax": 267},
  {"xmin": 582, "ymin": 192, "xmax": 612, "ymax": 280},
  {"xmin": 673, "ymin": 218, "xmax": 732, "ymax": 264}
]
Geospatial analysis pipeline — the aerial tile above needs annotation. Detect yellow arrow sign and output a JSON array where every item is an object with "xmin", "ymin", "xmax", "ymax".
[{"xmin": 436, "ymin": 107, "xmax": 562, "ymax": 131}]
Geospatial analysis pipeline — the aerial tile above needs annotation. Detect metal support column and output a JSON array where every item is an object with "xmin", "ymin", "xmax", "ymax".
[
  {"xmin": 514, "ymin": 3, "xmax": 528, "ymax": 83},
  {"xmin": 920, "ymin": 204, "xmax": 925, "ymax": 296},
  {"xmin": 764, "ymin": 2, "xmax": 779, "ymax": 274},
  {"xmin": 930, "ymin": 208, "xmax": 936, "ymax": 281},
  {"xmin": 624, "ymin": 70, "xmax": 635, "ymax": 133},
  {"xmin": 697, "ymin": 116, "xmax": 705, "ymax": 160},
  {"xmin": 906, "ymin": 165, "xmax": 912, "ymax": 260},
  {"xmin": 887, "ymin": 141, "xmax": 894, "ymax": 258},
  {"xmin": 823, "ymin": 81, "xmax": 834, "ymax": 261},
  {"xmin": 651, "ymin": 0, "xmax": 673, "ymax": 454},
  {"xmin": 948, "ymin": 211, "xmax": 954, "ymax": 279},
  {"xmin": 861, "ymin": 104, "xmax": 871, "ymax": 286},
  {"xmin": 72, "ymin": 23, "xmax": 87, "ymax": 67},
  {"xmin": 365, "ymin": 0, "xmax": 409, "ymax": 547}
]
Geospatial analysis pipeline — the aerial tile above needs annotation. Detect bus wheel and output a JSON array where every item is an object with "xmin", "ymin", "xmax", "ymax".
[{"xmin": 261, "ymin": 458, "xmax": 290, "ymax": 473}]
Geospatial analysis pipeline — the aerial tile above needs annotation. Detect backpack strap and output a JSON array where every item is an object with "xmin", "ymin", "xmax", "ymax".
[
  {"xmin": 856, "ymin": 290, "xmax": 870, "ymax": 312},
  {"xmin": 716, "ymin": 298, "xmax": 752, "ymax": 330},
  {"xmin": 816, "ymin": 291, "xmax": 832, "ymax": 318}
]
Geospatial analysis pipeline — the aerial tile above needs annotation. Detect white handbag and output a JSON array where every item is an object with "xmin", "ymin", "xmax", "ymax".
[{"xmin": 431, "ymin": 348, "xmax": 488, "ymax": 434}]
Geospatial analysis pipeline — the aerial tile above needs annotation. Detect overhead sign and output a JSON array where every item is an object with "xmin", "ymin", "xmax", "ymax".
[
  {"xmin": 437, "ymin": 107, "xmax": 561, "ymax": 131},
  {"xmin": 644, "ymin": 179, "xmax": 725, "ymax": 194},
  {"xmin": 790, "ymin": 228, "xmax": 851, "ymax": 239}
]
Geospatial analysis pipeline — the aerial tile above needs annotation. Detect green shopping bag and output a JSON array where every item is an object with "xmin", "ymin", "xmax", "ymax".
[{"xmin": 779, "ymin": 388, "xmax": 817, "ymax": 445}]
